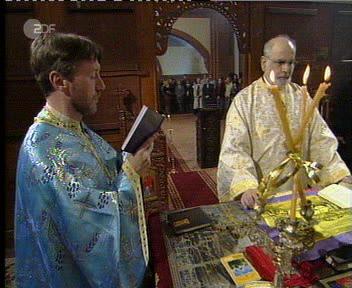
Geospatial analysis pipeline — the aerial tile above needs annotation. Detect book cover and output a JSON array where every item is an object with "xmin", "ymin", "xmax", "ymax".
[
  {"xmin": 325, "ymin": 245, "xmax": 352, "ymax": 271},
  {"xmin": 220, "ymin": 252, "xmax": 261, "ymax": 286},
  {"xmin": 318, "ymin": 184, "xmax": 352, "ymax": 208},
  {"xmin": 319, "ymin": 271, "xmax": 352, "ymax": 287},
  {"xmin": 121, "ymin": 105, "xmax": 165, "ymax": 154},
  {"xmin": 243, "ymin": 281, "xmax": 273, "ymax": 288},
  {"xmin": 167, "ymin": 207, "xmax": 212, "ymax": 235}
]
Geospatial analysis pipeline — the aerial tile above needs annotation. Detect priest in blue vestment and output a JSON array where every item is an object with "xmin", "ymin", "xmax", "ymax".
[{"xmin": 15, "ymin": 32, "xmax": 155, "ymax": 287}]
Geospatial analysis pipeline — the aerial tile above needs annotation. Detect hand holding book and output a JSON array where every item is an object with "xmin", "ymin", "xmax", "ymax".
[
  {"xmin": 127, "ymin": 134, "xmax": 157, "ymax": 176},
  {"xmin": 121, "ymin": 105, "xmax": 165, "ymax": 154}
]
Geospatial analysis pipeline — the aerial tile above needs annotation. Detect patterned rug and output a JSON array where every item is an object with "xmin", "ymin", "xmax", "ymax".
[{"xmin": 5, "ymin": 257, "xmax": 15, "ymax": 288}]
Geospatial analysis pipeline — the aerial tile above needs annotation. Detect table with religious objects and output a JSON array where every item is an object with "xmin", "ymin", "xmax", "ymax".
[{"xmin": 149, "ymin": 66, "xmax": 352, "ymax": 288}]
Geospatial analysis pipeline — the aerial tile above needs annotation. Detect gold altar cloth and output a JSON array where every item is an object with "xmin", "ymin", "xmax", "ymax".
[{"xmin": 262, "ymin": 195, "xmax": 352, "ymax": 240}]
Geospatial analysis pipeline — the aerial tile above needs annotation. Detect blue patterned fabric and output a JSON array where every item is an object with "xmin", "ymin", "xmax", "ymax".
[{"xmin": 15, "ymin": 107, "xmax": 147, "ymax": 288}]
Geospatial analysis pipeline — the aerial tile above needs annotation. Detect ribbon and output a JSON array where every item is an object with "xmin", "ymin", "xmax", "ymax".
[{"xmin": 258, "ymin": 152, "xmax": 322, "ymax": 202}]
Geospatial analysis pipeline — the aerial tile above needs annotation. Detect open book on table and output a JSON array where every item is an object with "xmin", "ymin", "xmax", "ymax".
[
  {"xmin": 121, "ymin": 105, "xmax": 165, "ymax": 154},
  {"xmin": 318, "ymin": 184, "xmax": 352, "ymax": 209}
]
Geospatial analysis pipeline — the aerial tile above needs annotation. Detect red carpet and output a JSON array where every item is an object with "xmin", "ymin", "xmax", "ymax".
[
  {"xmin": 149, "ymin": 213, "xmax": 172, "ymax": 288},
  {"xmin": 168, "ymin": 171, "xmax": 219, "ymax": 208}
]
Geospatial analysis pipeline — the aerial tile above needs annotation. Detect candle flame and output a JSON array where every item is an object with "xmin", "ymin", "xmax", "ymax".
[
  {"xmin": 269, "ymin": 70, "xmax": 276, "ymax": 84},
  {"xmin": 303, "ymin": 65, "xmax": 310, "ymax": 85},
  {"xmin": 324, "ymin": 66, "xmax": 331, "ymax": 82}
]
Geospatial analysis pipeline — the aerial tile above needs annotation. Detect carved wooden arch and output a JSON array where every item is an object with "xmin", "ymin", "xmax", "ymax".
[
  {"xmin": 170, "ymin": 28, "xmax": 210, "ymax": 72},
  {"xmin": 153, "ymin": 1, "xmax": 249, "ymax": 56}
]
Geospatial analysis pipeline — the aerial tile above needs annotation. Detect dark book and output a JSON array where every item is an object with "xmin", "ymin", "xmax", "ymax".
[
  {"xmin": 167, "ymin": 207, "xmax": 212, "ymax": 235},
  {"xmin": 325, "ymin": 245, "xmax": 352, "ymax": 271},
  {"xmin": 121, "ymin": 105, "xmax": 165, "ymax": 154}
]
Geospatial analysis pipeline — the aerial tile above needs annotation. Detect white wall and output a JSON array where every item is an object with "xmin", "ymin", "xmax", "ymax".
[
  {"xmin": 158, "ymin": 46, "xmax": 207, "ymax": 75},
  {"xmin": 158, "ymin": 17, "xmax": 211, "ymax": 75},
  {"xmin": 173, "ymin": 18, "xmax": 211, "ymax": 53},
  {"xmin": 234, "ymin": 34, "xmax": 239, "ymax": 75}
]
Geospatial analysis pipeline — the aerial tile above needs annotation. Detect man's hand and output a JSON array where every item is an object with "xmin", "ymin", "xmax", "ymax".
[
  {"xmin": 240, "ymin": 189, "xmax": 258, "ymax": 209},
  {"xmin": 127, "ymin": 134, "xmax": 157, "ymax": 176}
]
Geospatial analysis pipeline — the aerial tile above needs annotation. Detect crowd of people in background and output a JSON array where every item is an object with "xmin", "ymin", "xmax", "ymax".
[{"xmin": 159, "ymin": 73, "xmax": 242, "ymax": 115}]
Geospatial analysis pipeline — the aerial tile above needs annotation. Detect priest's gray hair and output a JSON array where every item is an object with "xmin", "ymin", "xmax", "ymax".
[{"xmin": 263, "ymin": 35, "xmax": 296, "ymax": 57}]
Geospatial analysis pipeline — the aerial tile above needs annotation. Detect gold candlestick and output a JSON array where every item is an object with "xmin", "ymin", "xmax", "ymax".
[
  {"xmin": 267, "ymin": 71, "xmax": 298, "ymax": 221},
  {"xmin": 268, "ymin": 71, "xmax": 295, "ymax": 152},
  {"xmin": 290, "ymin": 174, "xmax": 298, "ymax": 222}
]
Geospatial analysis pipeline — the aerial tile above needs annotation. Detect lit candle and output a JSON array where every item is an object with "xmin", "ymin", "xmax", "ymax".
[
  {"xmin": 294, "ymin": 65, "xmax": 310, "ymax": 148},
  {"xmin": 301, "ymin": 65, "xmax": 310, "ymax": 128},
  {"xmin": 295, "ymin": 66, "xmax": 331, "ymax": 147}
]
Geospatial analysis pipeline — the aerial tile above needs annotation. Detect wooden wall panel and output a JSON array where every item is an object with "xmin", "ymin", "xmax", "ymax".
[
  {"xmin": 212, "ymin": 12, "xmax": 234, "ymax": 79},
  {"xmin": 135, "ymin": 4, "xmax": 158, "ymax": 109},
  {"xmin": 249, "ymin": 2, "xmax": 266, "ymax": 82},
  {"xmin": 65, "ymin": 7, "xmax": 138, "ymax": 71},
  {"xmin": 331, "ymin": 9, "xmax": 352, "ymax": 63},
  {"xmin": 330, "ymin": 7, "xmax": 352, "ymax": 170},
  {"xmin": 5, "ymin": 10, "xmax": 34, "ymax": 76},
  {"xmin": 6, "ymin": 80, "xmax": 45, "ymax": 136},
  {"xmin": 264, "ymin": 3, "xmax": 331, "ymax": 89},
  {"xmin": 86, "ymin": 74, "xmax": 142, "ymax": 131},
  {"xmin": 249, "ymin": 2, "xmax": 337, "ymax": 89}
]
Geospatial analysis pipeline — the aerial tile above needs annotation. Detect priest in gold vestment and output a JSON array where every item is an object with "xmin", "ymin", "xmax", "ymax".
[{"xmin": 217, "ymin": 35, "xmax": 351, "ymax": 208}]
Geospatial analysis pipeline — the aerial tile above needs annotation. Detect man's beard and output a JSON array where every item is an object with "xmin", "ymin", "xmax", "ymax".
[
  {"xmin": 73, "ymin": 99, "xmax": 97, "ymax": 117},
  {"xmin": 276, "ymin": 76, "xmax": 291, "ymax": 87}
]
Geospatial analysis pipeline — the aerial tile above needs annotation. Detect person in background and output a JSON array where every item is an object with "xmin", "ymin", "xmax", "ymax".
[
  {"xmin": 15, "ymin": 32, "xmax": 156, "ymax": 287},
  {"xmin": 202, "ymin": 78, "xmax": 215, "ymax": 108},
  {"xmin": 231, "ymin": 73, "xmax": 240, "ymax": 99},
  {"xmin": 184, "ymin": 79, "xmax": 194, "ymax": 113},
  {"xmin": 224, "ymin": 76, "xmax": 234, "ymax": 110},
  {"xmin": 193, "ymin": 77, "xmax": 203, "ymax": 113},
  {"xmin": 216, "ymin": 77, "xmax": 226, "ymax": 109},
  {"xmin": 163, "ymin": 79, "xmax": 172, "ymax": 116},
  {"xmin": 175, "ymin": 80, "xmax": 185, "ymax": 113}
]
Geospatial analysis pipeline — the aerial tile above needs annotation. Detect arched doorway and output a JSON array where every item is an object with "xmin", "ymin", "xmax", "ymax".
[
  {"xmin": 154, "ymin": 3, "xmax": 249, "ymax": 172},
  {"xmin": 153, "ymin": 2, "xmax": 250, "ymax": 112}
]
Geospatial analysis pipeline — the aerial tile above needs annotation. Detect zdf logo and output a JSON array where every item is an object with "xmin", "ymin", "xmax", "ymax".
[{"xmin": 23, "ymin": 19, "xmax": 56, "ymax": 40}]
